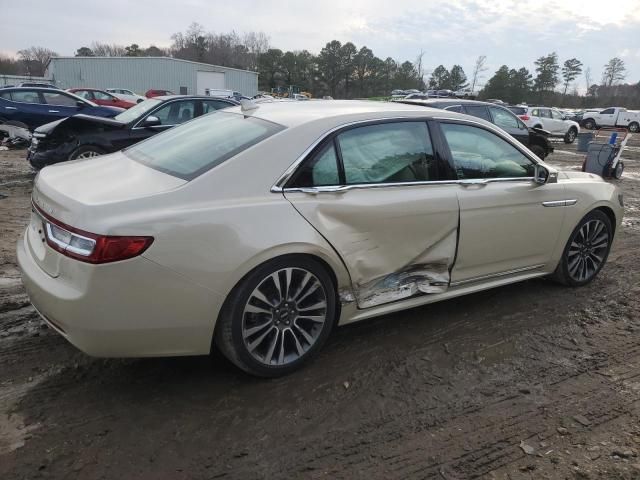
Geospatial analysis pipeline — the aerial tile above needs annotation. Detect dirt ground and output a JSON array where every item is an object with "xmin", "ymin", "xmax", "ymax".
[{"xmin": 1, "ymin": 136, "xmax": 640, "ymax": 480}]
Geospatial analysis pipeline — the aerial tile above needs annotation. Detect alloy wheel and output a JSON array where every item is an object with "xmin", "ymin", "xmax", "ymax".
[
  {"xmin": 566, "ymin": 219, "xmax": 609, "ymax": 282},
  {"xmin": 567, "ymin": 130, "xmax": 576, "ymax": 142},
  {"xmin": 241, "ymin": 267, "xmax": 328, "ymax": 366},
  {"xmin": 76, "ymin": 151, "xmax": 102, "ymax": 159}
]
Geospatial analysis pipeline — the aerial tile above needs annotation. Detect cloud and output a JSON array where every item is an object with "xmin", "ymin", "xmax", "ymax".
[{"xmin": 2, "ymin": 0, "xmax": 639, "ymax": 83}]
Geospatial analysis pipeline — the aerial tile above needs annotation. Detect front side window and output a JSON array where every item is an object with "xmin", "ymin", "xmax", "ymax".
[
  {"xmin": 463, "ymin": 105, "xmax": 491, "ymax": 121},
  {"xmin": 489, "ymin": 107, "xmax": 519, "ymax": 129},
  {"xmin": 42, "ymin": 92, "xmax": 78, "ymax": 107},
  {"xmin": 125, "ymin": 111, "xmax": 284, "ymax": 180},
  {"xmin": 600, "ymin": 108, "xmax": 614, "ymax": 114},
  {"xmin": 10, "ymin": 90, "xmax": 42, "ymax": 104},
  {"xmin": 441, "ymin": 123, "xmax": 535, "ymax": 179},
  {"xmin": 152, "ymin": 100, "xmax": 196, "ymax": 125},
  {"xmin": 337, "ymin": 122, "xmax": 434, "ymax": 184}
]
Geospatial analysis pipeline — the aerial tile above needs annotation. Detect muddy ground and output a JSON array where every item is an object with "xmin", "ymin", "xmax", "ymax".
[{"xmin": 1, "ymin": 137, "xmax": 640, "ymax": 480}]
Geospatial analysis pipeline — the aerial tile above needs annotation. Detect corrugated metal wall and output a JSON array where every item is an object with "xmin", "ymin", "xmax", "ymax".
[{"xmin": 46, "ymin": 57, "xmax": 258, "ymax": 96}]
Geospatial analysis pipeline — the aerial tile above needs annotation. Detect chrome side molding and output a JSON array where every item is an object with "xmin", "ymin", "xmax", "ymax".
[{"xmin": 542, "ymin": 199, "xmax": 577, "ymax": 207}]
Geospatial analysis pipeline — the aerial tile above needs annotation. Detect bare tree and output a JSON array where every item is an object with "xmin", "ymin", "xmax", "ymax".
[
  {"xmin": 90, "ymin": 42, "xmax": 126, "ymax": 56},
  {"xmin": 414, "ymin": 50, "xmax": 425, "ymax": 90},
  {"xmin": 584, "ymin": 67, "xmax": 592, "ymax": 93},
  {"xmin": 17, "ymin": 46, "xmax": 58, "ymax": 76},
  {"xmin": 470, "ymin": 55, "xmax": 487, "ymax": 93},
  {"xmin": 602, "ymin": 57, "xmax": 626, "ymax": 86}
]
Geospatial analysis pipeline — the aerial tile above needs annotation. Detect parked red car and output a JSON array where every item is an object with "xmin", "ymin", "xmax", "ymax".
[
  {"xmin": 67, "ymin": 88, "xmax": 135, "ymax": 109},
  {"xmin": 145, "ymin": 89, "xmax": 174, "ymax": 98}
]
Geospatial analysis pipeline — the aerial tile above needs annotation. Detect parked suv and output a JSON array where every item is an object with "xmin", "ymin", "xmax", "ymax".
[
  {"xmin": 509, "ymin": 106, "xmax": 580, "ymax": 144},
  {"xmin": 398, "ymin": 99, "xmax": 553, "ymax": 158}
]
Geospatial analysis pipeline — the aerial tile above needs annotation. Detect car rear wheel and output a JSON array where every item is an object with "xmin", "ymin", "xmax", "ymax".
[
  {"xmin": 69, "ymin": 145, "xmax": 106, "ymax": 160},
  {"xmin": 629, "ymin": 122, "xmax": 639, "ymax": 133},
  {"xmin": 564, "ymin": 128, "xmax": 577, "ymax": 144},
  {"xmin": 215, "ymin": 256, "xmax": 337, "ymax": 377},
  {"xmin": 530, "ymin": 144, "xmax": 546, "ymax": 159},
  {"xmin": 553, "ymin": 210, "xmax": 612, "ymax": 287}
]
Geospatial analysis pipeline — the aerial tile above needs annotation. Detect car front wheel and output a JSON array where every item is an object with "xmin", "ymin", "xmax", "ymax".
[
  {"xmin": 69, "ymin": 145, "xmax": 105, "ymax": 160},
  {"xmin": 553, "ymin": 210, "xmax": 612, "ymax": 287},
  {"xmin": 564, "ymin": 128, "xmax": 577, "ymax": 144},
  {"xmin": 215, "ymin": 256, "xmax": 337, "ymax": 377}
]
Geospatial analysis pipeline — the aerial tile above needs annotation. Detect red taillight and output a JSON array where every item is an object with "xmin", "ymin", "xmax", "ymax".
[
  {"xmin": 519, "ymin": 115, "xmax": 530, "ymax": 121},
  {"xmin": 34, "ymin": 203, "xmax": 153, "ymax": 264}
]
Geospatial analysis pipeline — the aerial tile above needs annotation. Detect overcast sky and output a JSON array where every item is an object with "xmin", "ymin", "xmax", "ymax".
[{"xmin": 3, "ymin": 0, "xmax": 640, "ymax": 89}]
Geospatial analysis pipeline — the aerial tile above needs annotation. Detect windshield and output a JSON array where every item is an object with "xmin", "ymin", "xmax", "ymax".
[
  {"xmin": 124, "ymin": 111, "xmax": 285, "ymax": 180},
  {"xmin": 115, "ymin": 99, "xmax": 162, "ymax": 123}
]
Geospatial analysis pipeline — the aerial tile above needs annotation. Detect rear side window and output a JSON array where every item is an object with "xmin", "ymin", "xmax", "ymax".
[
  {"xmin": 125, "ymin": 111, "xmax": 284, "ymax": 180},
  {"xmin": 292, "ymin": 142, "xmax": 341, "ymax": 187},
  {"xmin": 538, "ymin": 109, "xmax": 551, "ymax": 119},
  {"xmin": 152, "ymin": 100, "xmax": 196, "ymax": 125},
  {"xmin": 489, "ymin": 107, "xmax": 519, "ymax": 129},
  {"xmin": 202, "ymin": 100, "xmax": 232, "ymax": 114},
  {"xmin": 338, "ymin": 122, "xmax": 434, "ymax": 184},
  {"xmin": 463, "ymin": 106, "xmax": 491, "ymax": 121},
  {"xmin": 508, "ymin": 106, "xmax": 526, "ymax": 116},
  {"xmin": 10, "ymin": 91, "xmax": 42, "ymax": 104}
]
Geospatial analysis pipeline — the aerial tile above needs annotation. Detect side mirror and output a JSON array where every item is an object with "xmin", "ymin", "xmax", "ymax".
[
  {"xmin": 534, "ymin": 164, "xmax": 549, "ymax": 185},
  {"xmin": 141, "ymin": 115, "xmax": 161, "ymax": 128},
  {"xmin": 76, "ymin": 100, "xmax": 86, "ymax": 109}
]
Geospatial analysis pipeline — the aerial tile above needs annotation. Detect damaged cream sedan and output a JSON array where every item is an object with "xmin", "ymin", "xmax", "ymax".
[{"xmin": 18, "ymin": 100, "xmax": 623, "ymax": 376}]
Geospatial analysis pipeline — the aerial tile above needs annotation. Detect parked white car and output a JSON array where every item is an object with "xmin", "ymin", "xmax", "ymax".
[
  {"xmin": 454, "ymin": 88, "xmax": 475, "ymax": 98},
  {"xmin": 106, "ymin": 88, "xmax": 146, "ymax": 104},
  {"xmin": 18, "ymin": 101, "xmax": 622, "ymax": 376},
  {"xmin": 509, "ymin": 106, "xmax": 580, "ymax": 144},
  {"xmin": 581, "ymin": 107, "xmax": 640, "ymax": 133}
]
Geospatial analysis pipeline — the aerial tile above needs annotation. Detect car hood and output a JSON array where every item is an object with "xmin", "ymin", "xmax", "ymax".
[
  {"xmin": 557, "ymin": 170, "xmax": 604, "ymax": 182},
  {"xmin": 530, "ymin": 126, "xmax": 551, "ymax": 136},
  {"xmin": 34, "ymin": 114, "xmax": 127, "ymax": 135},
  {"xmin": 33, "ymin": 151, "xmax": 186, "ymax": 229}
]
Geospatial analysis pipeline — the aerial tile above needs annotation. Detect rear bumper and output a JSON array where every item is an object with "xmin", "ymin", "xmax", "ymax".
[{"xmin": 17, "ymin": 231, "xmax": 224, "ymax": 357}]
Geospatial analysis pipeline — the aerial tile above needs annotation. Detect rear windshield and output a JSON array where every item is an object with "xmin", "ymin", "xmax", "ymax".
[
  {"xmin": 124, "ymin": 111, "xmax": 285, "ymax": 180},
  {"xmin": 508, "ymin": 106, "xmax": 526, "ymax": 115}
]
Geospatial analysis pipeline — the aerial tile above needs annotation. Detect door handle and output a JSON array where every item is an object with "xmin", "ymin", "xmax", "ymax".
[
  {"xmin": 4, "ymin": 106, "xmax": 17, "ymax": 110},
  {"xmin": 48, "ymin": 110, "xmax": 60, "ymax": 113}
]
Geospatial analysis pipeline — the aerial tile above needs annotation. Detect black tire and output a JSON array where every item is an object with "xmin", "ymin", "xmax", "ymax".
[
  {"xmin": 614, "ymin": 161, "xmax": 624, "ymax": 179},
  {"xmin": 214, "ymin": 255, "xmax": 337, "ymax": 377},
  {"xmin": 68, "ymin": 145, "xmax": 106, "ymax": 160},
  {"xmin": 583, "ymin": 118, "xmax": 596, "ymax": 130},
  {"xmin": 564, "ymin": 127, "xmax": 577, "ymax": 144},
  {"xmin": 628, "ymin": 122, "xmax": 639, "ymax": 133},
  {"xmin": 4, "ymin": 120, "xmax": 29, "ymax": 129},
  {"xmin": 552, "ymin": 210, "xmax": 612, "ymax": 287},
  {"xmin": 530, "ymin": 144, "xmax": 546, "ymax": 159}
]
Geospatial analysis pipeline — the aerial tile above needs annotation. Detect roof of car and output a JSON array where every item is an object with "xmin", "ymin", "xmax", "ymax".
[
  {"xmin": 1, "ymin": 87, "xmax": 66, "ymax": 92},
  {"xmin": 152, "ymin": 95, "xmax": 239, "ymax": 103},
  {"xmin": 398, "ymin": 98, "xmax": 500, "ymax": 107},
  {"xmin": 223, "ymin": 99, "xmax": 451, "ymax": 128}
]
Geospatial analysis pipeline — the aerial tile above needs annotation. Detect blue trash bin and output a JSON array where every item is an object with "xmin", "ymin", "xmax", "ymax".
[{"xmin": 577, "ymin": 132, "xmax": 594, "ymax": 152}]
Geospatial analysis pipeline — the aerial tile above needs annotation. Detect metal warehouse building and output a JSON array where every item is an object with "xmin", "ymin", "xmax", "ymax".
[{"xmin": 45, "ymin": 56, "xmax": 258, "ymax": 97}]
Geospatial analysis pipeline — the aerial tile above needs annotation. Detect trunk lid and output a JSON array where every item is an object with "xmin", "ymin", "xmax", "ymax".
[{"xmin": 29, "ymin": 152, "xmax": 186, "ymax": 276}]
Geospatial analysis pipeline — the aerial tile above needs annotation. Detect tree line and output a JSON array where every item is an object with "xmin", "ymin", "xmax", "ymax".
[{"xmin": 1, "ymin": 23, "xmax": 637, "ymax": 107}]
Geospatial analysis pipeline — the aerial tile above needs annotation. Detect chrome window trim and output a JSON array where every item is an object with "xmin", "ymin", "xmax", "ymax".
[
  {"xmin": 450, "ymin": 264, "xmax": 546, "ymax": 287},
  {"xmin": 270, "ymin": 114, "xmax": 549, "ymax": 194}
]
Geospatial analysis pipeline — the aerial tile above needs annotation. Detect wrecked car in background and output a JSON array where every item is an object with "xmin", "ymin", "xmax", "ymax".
[
  {"xmin": 27, "ymin": 95, "xmax": 238, "ymax": 168},
  {"xmin": 18, "ymin": 100, "xmax": 622, "ymax": 377}
]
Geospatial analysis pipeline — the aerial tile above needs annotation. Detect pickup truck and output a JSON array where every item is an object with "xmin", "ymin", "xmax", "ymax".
[{"xmin": 582, "ymin": 107, "xmax": 640, "ymax": 132}]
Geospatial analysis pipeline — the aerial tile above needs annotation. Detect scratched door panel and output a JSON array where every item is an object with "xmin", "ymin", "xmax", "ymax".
[{"xmin": 285, "ymin": 185, "xmax": 459, "ymax": 308}]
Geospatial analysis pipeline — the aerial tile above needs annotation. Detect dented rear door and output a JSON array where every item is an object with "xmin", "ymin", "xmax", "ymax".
[{"xmin": 283, "ymin": 120, "xmax": 459, "ymax": 309}]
